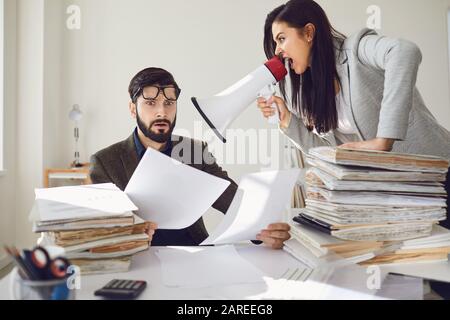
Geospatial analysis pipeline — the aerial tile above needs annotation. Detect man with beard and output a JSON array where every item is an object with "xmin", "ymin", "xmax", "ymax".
[{"xmin": 90, "ymin": 67, "xmax": 291, "ymax": 249}]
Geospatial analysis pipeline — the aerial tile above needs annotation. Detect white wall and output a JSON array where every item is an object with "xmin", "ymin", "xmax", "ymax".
[
  {"xmin": 0, "ymin": 0, "xmax": 17, "ymax": 263},
  {"xmin": 0, "ymin": 0, "xmax": 4, "ymax": 172},
  {"xmin": 14, "ymin": 0, "xmax": 45, "ymax": 248},
  {"xmin": 446, "ymin": 0, "xmax": 450, "ymax": 119},
  {"xmin": 57, "ymin": 0, "xmax": 450, "ymax": 168},
  {"xmin": 1, "ymin": 0, "xmax": 66, "ymax": 251},
  {"xmin": 2, "ymin": 0, "xmax": 450, "ymax": 248},
  {"xmin": 58, "ymin": 0, "xmax": 287, "ymax": 169},
  {"xmin": 43, "ymin": 0, "xmax": 64, "ymax": 169},
  {"xmin": 318, "ymin": 0, "xmax": 450, "ymax": 130},
  {"xmin": 56, "ymin": 0, "xmax": 450, "ymax": 160}
]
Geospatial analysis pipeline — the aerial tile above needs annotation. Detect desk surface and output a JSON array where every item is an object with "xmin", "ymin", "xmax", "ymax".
[{"xmin": 1, "ymin": 245, "xmax": 449, "ymax": 300}]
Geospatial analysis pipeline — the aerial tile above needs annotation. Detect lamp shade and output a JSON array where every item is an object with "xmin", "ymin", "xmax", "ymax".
[{"xmin": 69, "ymin": 104, "xmax": 83, "ymax": 121}]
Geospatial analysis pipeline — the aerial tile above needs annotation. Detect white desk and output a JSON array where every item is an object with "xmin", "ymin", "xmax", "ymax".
[{"xmin": 1, "ymin": 245, "xmax": 449, "ymax": 300}]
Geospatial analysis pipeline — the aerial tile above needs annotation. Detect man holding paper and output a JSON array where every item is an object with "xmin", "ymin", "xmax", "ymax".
[{"xmin": 90, "ymin": 67, "xmax": 290, "ymax": 249}]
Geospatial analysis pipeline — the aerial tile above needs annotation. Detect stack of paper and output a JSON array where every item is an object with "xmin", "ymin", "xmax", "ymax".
[
  {"xmin": 308, "ymin": 147, "xmax": 449, "ymax": 173},
  {"xmin": 286, "ymin": 220, "xmax": 450, "ymax": 266},
  {"xmin": 284, "ymin": 222, "xmax": 383, "ymax": 267},
  {"xmin": 294, "ymin": 147, "xmax": 448, "ymax": 242},
  {"xmin": 284, "ymin": 147, "xmax": 449, "ymax": 266},
  {"xmin": 30, "ymin": 183, "xmax": 150, "ymax": 275},
  {"xmin": 361, "ymin": 225, "xmax": 450, "ymax": 265},
  {"xmin": 289, "ymin": 222, "xmax": 383, "ymax": 258}
]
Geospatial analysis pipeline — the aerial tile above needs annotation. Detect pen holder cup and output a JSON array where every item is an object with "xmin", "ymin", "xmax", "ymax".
[{"xmin": 9, "ymin": 267, "xmax": 76, "ymax": 300}]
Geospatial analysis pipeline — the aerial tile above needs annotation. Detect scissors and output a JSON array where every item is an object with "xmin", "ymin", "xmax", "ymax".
[{"xmin": 23, "ymin": 247, "xmax": 71, "ymax": 280}]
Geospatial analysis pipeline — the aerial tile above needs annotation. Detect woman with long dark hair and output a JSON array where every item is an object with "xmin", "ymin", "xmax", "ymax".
[{"xmin": 257, "ymin": 0, "xmax": 450, "ymax": 227}]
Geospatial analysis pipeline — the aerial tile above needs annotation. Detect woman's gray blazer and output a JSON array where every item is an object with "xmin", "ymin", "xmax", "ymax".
[{"xmin": 282, "ymin": 28, "xmax": 450, "ymax": 160}]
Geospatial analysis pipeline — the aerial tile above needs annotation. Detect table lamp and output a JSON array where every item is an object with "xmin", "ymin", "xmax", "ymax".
[{"xmin": 69, "ymin": 104, "xmax": 83, "ymax": 168}]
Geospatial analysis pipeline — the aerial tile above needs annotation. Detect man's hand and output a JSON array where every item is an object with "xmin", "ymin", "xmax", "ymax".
[
  {"xmin": 339, "ymin": 138, "xmax": 395, "ymax": 152},
  {"xmin": 256, "ymin": 223, "xmax": 291, "ymax": 250},
  {"xmin": 144, "ymin": 222, "xmax": 158, "ymax": 244}
]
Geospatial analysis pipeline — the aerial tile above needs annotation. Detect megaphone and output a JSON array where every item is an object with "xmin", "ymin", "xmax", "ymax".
[{"xmin": 191, "ymin": 56, "xmax": 288, "ymax": 143}]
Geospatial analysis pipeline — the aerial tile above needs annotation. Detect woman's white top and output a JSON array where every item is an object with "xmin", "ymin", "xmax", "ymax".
[{"xmin": 334, "ymin": 90, "xmax": 361, "ymax": 143}]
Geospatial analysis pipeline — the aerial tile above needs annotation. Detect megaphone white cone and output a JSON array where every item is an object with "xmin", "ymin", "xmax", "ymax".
[{"xmin": 192, "ymin": 56, "xmax": 287, "ymax": 143}]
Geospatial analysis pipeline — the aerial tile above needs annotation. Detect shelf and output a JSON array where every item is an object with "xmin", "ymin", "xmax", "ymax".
[
  {"xmin": 43, "ymin": 166, "xmax": 91, "ymax": 188},
  {"xmin": 48, "ymin": 172, "xmax": 88, "ymax": 180}
]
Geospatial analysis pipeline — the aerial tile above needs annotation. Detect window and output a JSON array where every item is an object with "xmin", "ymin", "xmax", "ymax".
[{"xmin": 0, "ymin": 0, "xmax": 4, "ymax": 172}]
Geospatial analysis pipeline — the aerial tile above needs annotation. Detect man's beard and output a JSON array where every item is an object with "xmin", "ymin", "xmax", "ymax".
[{"xmin": 136, "ymin": 111, "xmax": 176, "ymax": 144}]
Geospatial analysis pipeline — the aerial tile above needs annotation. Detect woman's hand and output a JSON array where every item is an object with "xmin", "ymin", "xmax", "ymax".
[
  {"xmin": 257, "ymin": 96, "xmax": 292, "ymax": 129},
  {"xmin": 340, "ymin": 138, "xmax": 395, "ymax": 152},
  {"xmin": 256, "ymin": 223, "xmax": 291, "ymax": 250},
  {"xmin": 144, "ymin": 222, "xmax": 158, "ymax": 244}
]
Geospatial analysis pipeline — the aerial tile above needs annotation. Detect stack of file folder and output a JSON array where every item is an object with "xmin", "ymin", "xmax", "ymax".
[
  {"xmin": 286, "ymin": 221, "xmax": 450, "ymax": 266},
  {"xmin": 360, "ymin": 225, "xmax": 450, "ymax": 265},
  {"xmin": 29, "ymin": 183, "xmax": 150, "ymax": 274},
  {"xmin": 286, "ymin": 147, "xmax": 450, "ymax": 266},
  {"xmin": 284, "ymin": 222, "xmax": 383, "ymax": 268}
]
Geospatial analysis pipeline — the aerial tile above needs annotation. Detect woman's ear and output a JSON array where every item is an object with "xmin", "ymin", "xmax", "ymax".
[
  {"xmin": 129, "ymin": 101, "xmax": 137, "ymax": 119},
  {"xmin": 304, "ymin": 23, "xmax": 316, "ymax": 42}
]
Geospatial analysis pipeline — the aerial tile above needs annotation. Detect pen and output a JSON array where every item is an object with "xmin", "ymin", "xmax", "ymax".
[{"xmin": 3, "ymin": 246, "xmax": 35, "ymax": 280}]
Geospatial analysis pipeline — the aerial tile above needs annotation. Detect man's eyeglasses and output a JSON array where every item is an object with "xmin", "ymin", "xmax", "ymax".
[{"xmin": 134, "ymin": 86, "xmax": 181, "ymax": 102}]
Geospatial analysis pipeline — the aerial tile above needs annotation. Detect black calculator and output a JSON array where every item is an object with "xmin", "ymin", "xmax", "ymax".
[{"xmin": 94, "ymin": 279, "xmax": 147, "ymax": 299}]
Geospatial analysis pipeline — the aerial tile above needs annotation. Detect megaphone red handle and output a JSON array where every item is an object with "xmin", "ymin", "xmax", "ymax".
[{"xmin": 264, "ymin": 56, "xmax": 288, "ymax": 82}]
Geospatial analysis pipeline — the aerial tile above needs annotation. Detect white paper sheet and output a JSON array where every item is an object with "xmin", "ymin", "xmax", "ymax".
[
  {"xmin": 201, "ymin": 169, "xmax": 300, "ymax": 245},
  {"xmin": 155, "ymin": 245, "xmax": 265, "ymax": 288},
  {"xmin": 124, "ymin": 147, "xmax": 230, "ymax": 229},
  {"xmin": 34, "ymin": 183, "xmax": 137, "ymax": 222}
]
